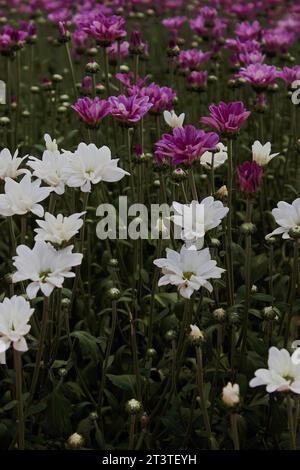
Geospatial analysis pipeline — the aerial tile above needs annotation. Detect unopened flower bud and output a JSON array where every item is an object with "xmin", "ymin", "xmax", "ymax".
[
  {"xmin": 251, "ymin": 284, "xmax": 258, "ymax": 293},
  {"xmin": 212, "ymin": 307, "xmax": 226, "ymax": 322},
  {"xmin": 165, "ymin": 329, "xmax": 177, "ymax": 342},
  {"xmin": 87, "ymin": 47, "xmax": 98, "ymax": 57},
  {"xmin": 0, "ymin": 116, "xmax": 10, "ymax": 127},
  {"xmin": 209, "ymin": 238, "xmax": 220, "ymax": 248},
  {"xmin": 66, "ymin": 433, "xmax": 85, "ymax": 449},
  {"xmin": 58, "ymin": 368, "xmax": 67, "ymax": 377},
  {"xmin": 172, "ymin": 168, "xmax": 187, "ymax": 181},
  {"xmin": 126, "ymin": 399, "xmax": 142, "ymax": 415},
  {"xmin": 222, "ymin": 382, "xmax": 240, "ymax": 407},
  {"xmin": 263, "ymin": 306, "xmax": 280, "ymax": 320},
  {"xmin": 89, "ymin": 411, "xmax": 98, "ymax": 421},
  {"xmin": 85, "ymin": 61, "xmax": 100, "ymax": 74},
  {"xmin": 240, "ymin": 222, "xmax": 256, "ymax": 235},
  {"xmin": 228, "ymin": 311, "xmax": 240, "ymax": 325},
  {"xmin": 289, "ymin": 226, "xmax": 300, "ymax": 239},
  {"xmin": 107, "ymin": 287, "xmax": 121, "ymax": 300},
  {"xmin": 146, "ymin": 348, "xmax": 157, "ymax": 359},
  {"xmin": 216, "ymin": 185, "xmax": 228, "ymax": 201},
  {"xmin": 108, "ymin": 258, "xmax": 119, "ymax": 269},
  {"xmin": 189, "ymin": 324, "xmax": 204, "ymax": 345},
  {"xmin": 52, "ymin": 74, "xmax": 63, "ymax": 83}
]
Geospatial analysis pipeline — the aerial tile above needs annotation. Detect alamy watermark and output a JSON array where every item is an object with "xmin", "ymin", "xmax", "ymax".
[{"xmin": 96, "ymin": 197, "xmax": 205, "ymax": 240}]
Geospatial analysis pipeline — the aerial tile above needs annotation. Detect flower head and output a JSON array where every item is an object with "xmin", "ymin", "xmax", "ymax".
[
  {"xmin": 155, "ymin": 125, "xmax": 219, "ymax": 166},
  {"xmin": 62, "ymin": 143, "xmax": 129, "ymax": 192},
  {"xmin": 239, "ymin": 64, "xmax": 278, "ymax": 89},
  {"xmin": 222, "ymin": 382, "xmax": 240, "ymax": 407},
  {"xmin": 237, "ymin": 160, "xmax": 263, "ymax": 193},
  {"xmin": 178, "ymin": 49, "xmax": 211, "ymax": 70},
  {"xmin": 71, "ymin": 97, "xmax": 111, "ymax": 128},
  {"xmin": 153, "ymin": 245, "xmax": 225, "ymax": 299},
  {"xmin": 34, "ymin": 212, "xmax": 85, "ymax": 245},
  {"xmin": 201, "ymin": 142, "xmax": 228, "ymax": 169},
  {"xmin": 266, "ymin": 198, "xmax": 300, "ymax": 240},
  {"xmin": 186, "ymin": 71, "xmax": 208, "ymax": 91},
  {"xmin": 84, "ymin": 14, "xmax": 126, "ymax": 46},
  {"xmin": 131, "ymin": 83, "xmax": 176, "ymax": 114},
  {"xmin": 0, "ymin": 296, "xmax": 34, "ymax": 356},
  {"xmin": 252, "ymin": 140, "xmax": 279, "ymax": 166},
  {"xmin": 27, "ymin": 133, "xmax": 66, "ymax": 194},
  {"xmin": 12, "ymin": 242, "xmax": 83, "ymax": 299},
  {"xmin": 250, "ymin": 347, "xmax": 300, "ymax": 394},
  {"xmin": 163, "ymin": 110, "xmax": 185, "ymax": 128},
  {"xmin": 172, "ymin": 197, "xmax": 228, "ymax": 248},
  {"xmin": 0, "ymin": 174, "xmax": 52, "ymax": 217},
  {"xmin": 0, "ymin": 148, "xmax": 28, "ymax": 180},
  {"xmin": 108, "ymin": 94, "xmax": 152, "ymax": 124},
  {"xmin": 201, "ymin": 101, "xmax": 251, "ymax": 136}
]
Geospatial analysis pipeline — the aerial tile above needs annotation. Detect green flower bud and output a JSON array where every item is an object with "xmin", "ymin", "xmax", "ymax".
[
  {"xmin": 66, "ymin": 433, "xmax": 85, "ymax": 449},
  {"xmin": 240, "ymin": 222, "xmax": 256, "ymax": 235},
  {"xmin": 126, "ymin": 399, "xmax": 142, "ymax": 415},
  {"xmin": 107, "ymin": 287, "xmax": 121, "ymax": 300}
]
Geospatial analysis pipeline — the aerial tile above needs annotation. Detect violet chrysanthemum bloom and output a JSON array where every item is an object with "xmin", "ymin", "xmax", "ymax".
[
  {"xmin": 262, "ymin": 29, "xmax": 296, "ymax": 55},
  {"xmin": 108, "ymin": 94, "xmax": 152, "ymax": 124},
  {"xmin": 71, "ymin": 97, "xmax": 111, "ymax": 128},
  {"xmin": 187, "ymin": 71, "xmax": 208, "ymax": 91},
  {"xmin": 235, "ymin": 21, "xmax": 261, "ymax": 42},
  {"xmin": 201, "ymin": 101, "xmax": 251, "ymax": 136},
  {"xmin": 190, "ymin": 15, "xmax": 208, "ymax": 36},
  {"xmin": 108, "ymin": 41, "xmax": 129, "ymax": 62},
  {"xmin": 239, "ymin": 64, "xmax": 278, "ymax": 89},
  {"xmin": 84, "ymin": 14, "xmax": 126, "ymax": 46},
  {"xmin": 131, "ymin": 83, "xmax": 176, "ymax": 114},
  {"xmin": 237, "ymin": 161, "xmax": 263, "ymax": 193},
  {"xmin": 161, "ymin": 16, "xmax": 187, "ymax": 33},
  {"xmin": 278, "ymin": 66, "xmax": 300, "ymax": 85},
  {"xmin": 178, "ymin": 49, "xmax": 211, "ymax": 70},
  {"xmin": 155, "ymin": 125, "xmax": 219, "ymax": 166}
]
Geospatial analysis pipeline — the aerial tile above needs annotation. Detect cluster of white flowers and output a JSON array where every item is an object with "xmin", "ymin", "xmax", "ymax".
[{"xmin": 0, "ymin": 134, "xmax": 129, "ymax": 360}]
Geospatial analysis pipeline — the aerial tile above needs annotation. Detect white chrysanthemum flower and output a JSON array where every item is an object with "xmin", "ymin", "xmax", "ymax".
[
  {"xmin": 222, "ymin": 382, "xmax": 240, "ymax": 407},
  {"xmin": 200, "ymin": 143, "xmax": 228, "ymax": 169},
  {"xmin": 172, "ymin": 197, "xmax": 229, "ymax": 248},
  {"xmin": 250, "ymin": 347, "xmax": 300, "ymax": 394},
  {"xmin": 252, "ymin": 140, "xmax": 279, "ymax": 166},
  {"xmin": 266, "ymin": 198, "xmax": 300, "ymax": 240},
  {"xmin": 153, "ymin": 245, "xmax": 225, "ymax": 299},
  {"xmin": 62, "ymin": 143, "xmax": 129, "ymax": 193},
  {"xmin": 0, "ymin": 174, "xmax": 52, "ymax": 217},
  {"xmin": 44, "ymin": 133, "xmax": 58, "ymax": 152},
  {"xmin": 34, "ymin": 212, "xmax": 85, "ymax": 245},
  {"xmin": 0, "ymin": 148, "xmax": 29, "ymax": 180},
  {"xmin": 189, "ymin": 324, "xmax": 204, "ymax": 341},
  {"xmin": 163, "ymin": 110, "xmax": 185, "ymax": 128},
  {"xmin": 0, "ymin": 296, "xmax": 34, "ymax": 356},
  {"xmin": 27, "ymin": 151, "xmax": 67, "ymax": 195},
  {"xmin": 12, "ymin": 241, "xmax": 83, "ymax": 299}
]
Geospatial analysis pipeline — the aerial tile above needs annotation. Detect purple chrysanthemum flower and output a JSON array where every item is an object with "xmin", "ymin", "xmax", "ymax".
[
  {"xmin": 239, "ymin": 63, "xmax": 278, "ymax": 89},
  {"xmin": 155, "ymin": 125, "xmax": 219, "ymax": 166},
  {"xmin": 84, "ymin": 14, "xmax": 126, "ymax": 46},
  {"xmin": 235, "ymin": 21, "xmax": 261, "ymax": 42},
  {"xmin": 190, "ymin": 15, "xmax": 208, "ymax": 36},
  {"xmin": 108, "ymin": 41, "xmax": 129, "ymax": 62},
  {"xmin": 178, "ymin": 49, "xmax": 211, "ymax": 70},
  {"xmin": 187, "ymin": 71, "xmax": 208, "ymax": 91},
  {"xmin": 201, "ymin": 101, "xmax": 251, "ymax": 136},
  {"xmin": 161, "ymin": 16, "xmax": 187, "ymax": 32},
  {"xmin": 278, "ymin": 66, "xmax": 300, "ymax": 85},
  {"xmin": 130, "ymin": 83, "xmax": 176, "ymax": 114},
  {"xmin": 108, "ymin": 94, "xmax": 152, "ymax": 124},
  {"xmin": 237, "ymin": 161, "xmax": 263, "ymax": 193},
  {"xmin": 71, "ymin": 96, "xmax": 111, "ymax": 128},
  {"xmin": 262, "ymin": 29, "xmax": 296, "ymax": 55}
]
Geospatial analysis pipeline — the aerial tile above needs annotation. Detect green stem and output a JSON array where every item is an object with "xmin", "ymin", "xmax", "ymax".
[
  {"xmin": 14, "ymin": 350, "xmax": 25, "ymax": 450},
  {"xmin": 195, "ymin": 345, "xmax": 212, "ymax": 441},
  {"xmin": 230, "ymin": 413, "xmax": 240, "ymax": 450},
  {"xmin": 128, "ymin": 414, "xmax": 136, "ymax": 450},
  {"xmin": 284, "ymin": 240, "xmax": 299, "ymax": 347},
  {"xmin": 226, "ymin": 138, "xmax": 234, "ymax": 306},
  {"xmin": 287, "ymin": 395, "xmax": 296, "ymax": 450},
  {"xmin": 98, "ymin": 300, "xmax": 118, "ymax": 409},
  {"xmin": 65, "ymin": 42, "xmax": 77, "ymax": 99}
]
